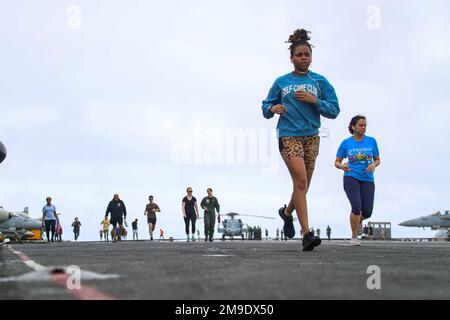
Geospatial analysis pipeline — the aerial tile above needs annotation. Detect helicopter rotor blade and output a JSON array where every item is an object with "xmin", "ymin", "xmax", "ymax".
[{"xmin": 233, "ymin": 214, "xmax": 276, "ymax": 220}]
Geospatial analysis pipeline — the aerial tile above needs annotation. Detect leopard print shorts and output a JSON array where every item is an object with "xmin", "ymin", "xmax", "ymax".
[{"xmin": 279, "ymin": 135, "xmax": 320, "ymax": 169}]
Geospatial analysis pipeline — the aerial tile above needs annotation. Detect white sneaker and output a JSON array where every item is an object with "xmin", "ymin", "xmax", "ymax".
[{"xmin": 350, "ymin": 237, "xmax": 361, "ymax": 246}]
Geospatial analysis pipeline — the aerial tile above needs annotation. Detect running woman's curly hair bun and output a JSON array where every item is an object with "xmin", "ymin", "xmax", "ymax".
[{"xmin": 287, "ymin": 28, "xmax": 313, "ymax": 57}]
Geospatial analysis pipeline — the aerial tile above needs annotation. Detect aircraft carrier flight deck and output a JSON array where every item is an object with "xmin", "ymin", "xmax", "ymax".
[{"xmin": 1, "ymin": 240, "xmax": 449, "ymax": 300}]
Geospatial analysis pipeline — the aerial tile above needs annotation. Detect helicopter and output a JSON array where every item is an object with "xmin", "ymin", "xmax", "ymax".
[{"xmin": 217, "ymin": 212, "xmax": 275, "ymax": 241}]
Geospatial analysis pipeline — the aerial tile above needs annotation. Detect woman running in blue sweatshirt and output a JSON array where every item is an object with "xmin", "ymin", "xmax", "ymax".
[{"xmin": 262, "ymin": 29, "xmax": 340, "ymax": 251}]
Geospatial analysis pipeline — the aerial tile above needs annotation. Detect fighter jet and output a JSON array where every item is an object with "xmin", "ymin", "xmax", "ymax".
[
  {"xmin": 0, "ymin": 207, "xmax": 42, "ymax": 241},
  {"xmin": 399, "ymin": 210, "xmax": 450, "ymax": 239}
]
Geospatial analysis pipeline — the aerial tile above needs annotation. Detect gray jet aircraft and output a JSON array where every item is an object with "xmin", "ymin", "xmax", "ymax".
[
  {"xmin": 399, "ymin": 210, "xmax": 450, "ymax": 239},
  {"xmin": 0, "ymin": 207, "xmax": 42, "ymax": 241}
]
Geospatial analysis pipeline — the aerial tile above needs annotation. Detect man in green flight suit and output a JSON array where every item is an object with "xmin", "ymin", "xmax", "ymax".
[{"xmin": 201, "ymin": 188, "xmax": 221, "ymax": 242}]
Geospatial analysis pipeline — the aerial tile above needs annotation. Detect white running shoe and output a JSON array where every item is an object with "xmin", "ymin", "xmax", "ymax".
[{"xmin": 350, "ymin": 237, "xmax": 361, "ymax": 246}]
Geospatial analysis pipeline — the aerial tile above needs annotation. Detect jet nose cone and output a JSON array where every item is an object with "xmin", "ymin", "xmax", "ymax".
[{"xmin": 399, "ymin": 219, "xmax": 416, "ymax": 227}]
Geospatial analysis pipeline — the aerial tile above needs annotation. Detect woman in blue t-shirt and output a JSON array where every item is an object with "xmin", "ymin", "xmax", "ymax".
[
  {"xmin": 335, "ymin": 115, "xmax": 381, "ymax": 246},
  {"xmin": 42, "ymin": 196, "xmax": 60, "ymax": 243}
]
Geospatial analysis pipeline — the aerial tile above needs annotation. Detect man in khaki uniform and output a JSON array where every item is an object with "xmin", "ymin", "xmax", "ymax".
[{"xmin": 201, "ymin": 188, "xmax": 220, "ymax": 242}]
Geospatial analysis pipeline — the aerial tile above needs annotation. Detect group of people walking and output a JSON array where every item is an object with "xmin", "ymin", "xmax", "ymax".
[
  {"xmin": 182, "ymin": 187, "xmax": 220, "ymax": 242},
  {"xmin": 41, "ymin": 188, "xmax": 221, "ymax": 243},
  {"xmin": 101, "ymin": 188, "xmax": 220, "ymax": 243},
  {"xmin": 41, "ymin": 197, "xmax": 81, "ymax": 243}
]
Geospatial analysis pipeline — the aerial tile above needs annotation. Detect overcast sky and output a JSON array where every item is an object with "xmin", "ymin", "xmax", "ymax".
[{"xmin": 1, "ymin": 0, "xmax": 449, "ymax": 241}]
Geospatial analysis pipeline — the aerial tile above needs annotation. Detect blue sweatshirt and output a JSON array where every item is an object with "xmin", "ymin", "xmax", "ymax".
[{"xmin": 262, "ymin": 71, "xmax": 340, "ymax": 137}]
